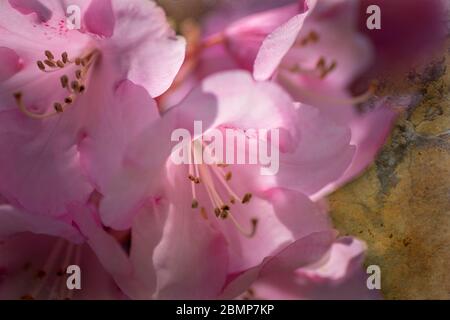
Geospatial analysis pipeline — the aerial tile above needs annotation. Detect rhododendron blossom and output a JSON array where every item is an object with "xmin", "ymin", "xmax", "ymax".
[{"xmin": 0, "ymin": 0, "xmax": 185, "ymax": 223}]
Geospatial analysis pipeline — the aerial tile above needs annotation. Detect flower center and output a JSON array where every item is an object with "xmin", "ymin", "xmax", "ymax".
[
  {"xmin": 20, "ymin": 239, "xmax": 82, "ymax": 300},
  {"xmin": 187, "ymin": 140, "xmax": 258, "ymax": 238},
  {"xmin": 14, "ymin": 48, "xmax": 99, "ymax": 119}
]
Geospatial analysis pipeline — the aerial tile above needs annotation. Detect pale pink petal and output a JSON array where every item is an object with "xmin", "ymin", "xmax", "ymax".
[
  {"xmin": 224, "ymin": 4, "xmax": 299, "ymax": 70},
  {"xmin": 251, "ymin": 237, "xmax": 381, "ymax": 300},
  {"xmin": 254, "ymin": 13, "xmax": 306, "ymax": 81},
  {"xmin": 84, "ymin": 0, "xmax": 115, "ymax": 38},
  {"xmin": 276, "ymin": 104, "xmax": 355, "ymax": 195},
  {"xmin": 153, "ymin": 205, "xmax": 229, "ymax": 299},
  {"xmin": 220, "ymin": 230, "xmax": 335, "ymax": 299},
  {"xmin": 69, "ymin": 204, "xmax": 133, "ymax": 282},
  {"xmin": 0, "ymin": 205, "xmax": 82, "ymax": 243},
  {"xmin": 105, "ymin": 0, "xmax": 186, "ymax": 97},
  {"xmin": 0, "ymin": 47, "xmax": 23, "ymax": 82}
]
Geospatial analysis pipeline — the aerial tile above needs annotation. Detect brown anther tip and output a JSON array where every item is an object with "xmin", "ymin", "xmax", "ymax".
[
  {"xmin": 37, "ymin": 60, "xmax": 45, "ymax": 71},
  {"xmin": 71, "ymin": 80, "xmax": 80, "ymax": 92},
  {"xmin": 75, "ymin": 70, "xmax": 82, "ymax": 79},
  {"xmin": 75, "ymin": 58, "xmax": 81, "ymax": 65},
  {"xmin": 191, "ymin": 199, "xmax": 199, "ymax": 209},
  {"xmin": 64, "ymin": 97, "xmax": 73, "ymax": 104},
  {"xmin": 220, "ymin": 211, "xmax": 229, "ymax": 219},
  {"xmin": 242, "ymin": 193, "xmax": 252, "ymax": 204},
  {"xmin": 221, "ymin": 205, "xmax": 230, "ymax": 211},
  {"xmin": 60, "ymin": 75, "xmax": 69, "ymax": 88},
  {"xmin": 45, "ymin": 50, "xmax": 54, "ymax": 60},
  {"xmin": 44, "ymin": 59, "xmax": 56, "ymax": 67},
  {"xmin": 62, "ymin": 52, "xmax": 68, "ymax": 63},
  {"xmin": 54, "ymin": 103, "xmax": 63, "ymax": 113},
  {"xmin": 79, "ymin": 85, "xmax": 85, "ymax": 93},
  {"xmin": 56, "ymin": 60, "xmax": 65, "ymax": 68},
  {"xmin": 13, "ymin": 92, "xmax": 22, "ymax": 100},
  {"xmin": 225, "ymin": 172, "xmax": 232, "ymax": 181},
  {"xmin": 194, "ymin": 178, "xmax": 200, "ymax": 184},
  {"xmin": 230, "ymin": 198, "xmax": 236, "ymax": 204},
  {"xmin": 214, "ymin": 208, "xmax": 221, "ymax": 217}
]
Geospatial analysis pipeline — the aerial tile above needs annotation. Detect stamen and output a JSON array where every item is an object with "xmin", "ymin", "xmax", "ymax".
[
  {"xmin": 191, "ymin": 199, "xmax": 199, "ymax": 209},
  {"xmin": 54, "ymin": 103, "xmax": 63, "ymax": 113},
  {"xmin": 225, "ymin": 172, "xmax": 232, "ymax": 181},
  {"xmin": 56, "ymin": 60, "xmax": 65, "ymax": 68},
  {"xmin": 44, "ymin": 59, "xmax": 56, "ymax": 68},
  {"xmin": 228, "ymin": 214, "xmax": 258, "ymax": 238},
  {"xmin": 278, "ymin": 72, "xmax": 377, "ymax": 106},
  {"xmin": 242, "ymin": 193, "xmax": 252, "ymax": 204},
  {"xmin": 45, "ymin": 50, "xmax": 54, "ymax": 60},
  {"xmin": 61, "ymin": 52, "xmax": 69, "ymax": 64},
  {"xmin": 37, "ymin": 61, "xmax": 45, "ymax": 71},
  {"xmin": 31, "ymin": 239, "xmax": 65, "ymax": 299},
  {"xmin": 60, "ymin": 75, "xmax": 69, "ymax": 88}
]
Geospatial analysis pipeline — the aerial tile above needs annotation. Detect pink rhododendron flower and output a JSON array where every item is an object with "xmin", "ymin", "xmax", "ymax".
[
  {"xmin": 105, "ymin": 70, "xmax": 365, "ymax": 299},
  {"xmin": 0, "ymin": 0, "xmax": 185, "ymax": 224}
]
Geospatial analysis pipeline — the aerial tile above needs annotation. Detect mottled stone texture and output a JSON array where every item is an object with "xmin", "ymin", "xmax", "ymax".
[{"xmin": 330, "ymin": 54, "xmax": 450, "ymax": 299}]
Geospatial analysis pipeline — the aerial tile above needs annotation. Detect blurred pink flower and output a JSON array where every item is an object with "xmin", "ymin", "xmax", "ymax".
[
  {"xmin": 0, "ymin": 0, "xmax": 185, "ymax": 224},
  {"xmin": 0, "ymin": 203, "xmax": 133, "ymax": 299},
  {"xmin": 358, "ymin": 0, "xmax": 447, "ymax": 78}
]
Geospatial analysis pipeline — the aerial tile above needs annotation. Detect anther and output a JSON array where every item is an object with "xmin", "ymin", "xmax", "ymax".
[
  {"xmin": 61, "ymin": 52, "xmax": 68, "ymax": 64},
  {"xmin": 75, "ymin": 70, "xmax": 82, "ymax": 79},
  {"xmin": 75, "ymin": 58, "xmax": 81, "ymax": 65},
  {"xmin": 13, "ymin": 92, "xmax": 22, "ymax": 101},
  {"xmin": 79, "ymin": 85, "xmax": 85, "ymax": 93},
  {"xmin": 249, "ymin": 218, "xmax": 258, "ymax": 237},
  {"xmin": 221, "ymin": 204, "xmax": 230, "ymax": 211},
  {"xmin": 220, "ymin": 211, "xmax": 229, "ymax": 219},
  {"xmin": 242, "ymin": 193, "xmax": 252, "ymax": 204},
  {"xmin": 54, "ymin": 103, "xmax": 63, "ymax": 113},
  {"xmin": 37, "ymin": 61, "xmax": 46, "ymax": 71},
  {"xmin": 45, "ymin": 50, "xmax": 54, "ymax": 60},
  {"xmin": 44, "ymin": 60, "xmax": 56, "ymax": 68},
  {"xmin": 64, "ymin": 97, "xmax": 73, "ymax": 104},
  {"xmin": 191, "ymin": 199, "xmax": 199, "ymax": 209},
  {"xmin": 71, "ymin": 80, "xmax": 80, "ymax": 92},
  {"xmin": 60, "ymin": 75, "xmax": 69, "ymax": 88},
  {"xmin": 225, "ymin": 172, "xmax": 232, "ymax": 181},
  {"xmin": 56, "ymin": 60, "xmax": 65, "ymax": 68},
  {"xmin": 214, "ymin": 208, "xmax": 221, "ymax": 217}
]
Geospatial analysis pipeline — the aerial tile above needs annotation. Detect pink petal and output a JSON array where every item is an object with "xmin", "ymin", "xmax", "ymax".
[
  {"xmin": 0, "ymin": 47, "xmax": 23, "ymax": 82},
  {"xmin": 84, "ymin": 0, "xmax": 115, "ymax": 38},
  {"xmin": 152, "ymin": 206, "xmax": 229, "ymax": 299},
  {"xmin": 254, "ymin": 13, "xmax": 306, "ymax": 81},
  {"xmin": 276, "ymin": 104, "xmax": 355, "ymax": 195},
  {"xmin": 0, "ymin": 204, "xmax": 82, "ymax": 243},
  {"xmin": 224, "ymin": 4, "xmax": 299, "ymax": 70},
  {"xmin": 107, "ymin": 0, "xmax": 186, "ymax": 97}
]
